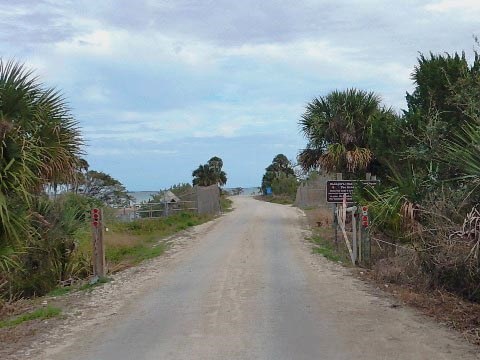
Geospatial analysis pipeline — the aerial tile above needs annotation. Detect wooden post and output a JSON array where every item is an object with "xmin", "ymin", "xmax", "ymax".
[
  {"xmin": 352, "ymin": 208, "xmax": 357, "ymax": 264},
  {"xmin": 333, "ymin": 203, "xmax": 338, "ymax": 250},
  {"xmin": 361, "ymin": 225, "xmax": 370, "ymax": 266},
  {"xmin": 338, "ymin": 194, "xmax": 355, "ymax": 265},
  {"xmin": 358, "ymin": 209, "xmax": 362, "ymax": 264},
  {"xmin": 360, "ymin": 207, "xmax": 371, "ymax": 266},
  {"xmin": 164, "ymin": 188, "xmax": 169, "ymax": 217},
  {"xmin": 91, "ymin": 208, "xmax": 105, "ymax": 278}
]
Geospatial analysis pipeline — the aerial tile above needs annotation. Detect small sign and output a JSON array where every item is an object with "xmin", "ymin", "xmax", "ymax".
[
  {"xmin": 266, "ymin": 187, "xmax": 272, "ymax": 195},
  {"xmin": 326, "ymin": 180, "xmax": 378, "ymax": 203}
]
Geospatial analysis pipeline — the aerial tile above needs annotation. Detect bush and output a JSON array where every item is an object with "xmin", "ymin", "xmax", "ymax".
[
  {"xmin": 271, "ymin": 173, "xmax": 298, "ymax": 199},
  {"xmin": 1, "ymin": 194, "xmax": 92, "ymax": 299}
]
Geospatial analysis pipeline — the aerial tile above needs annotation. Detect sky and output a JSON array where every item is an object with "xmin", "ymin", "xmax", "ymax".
[{"xmin": 1, "ymin": 0, "xmax": 479, "ymax": 190}]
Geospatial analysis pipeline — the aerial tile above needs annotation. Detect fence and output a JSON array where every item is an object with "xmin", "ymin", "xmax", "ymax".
[
  {"xmin": 181, "ymin": 184, "xmax": 221, "ymax": 215},
  {"xmin": 133, "ymin": 200, "xmax": 197, "ymax": 219},
  {"xmin": 116, "ymin": 185, "xmax": 221, "ymax": 221},
  {"xmin": 294, "ymin": 173, "xmax": 339, "ymax": 208}
]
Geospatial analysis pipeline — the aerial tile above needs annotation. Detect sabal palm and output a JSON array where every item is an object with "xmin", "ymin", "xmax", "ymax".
[
  {"xmin": 192, "ymin": 165, "xmax": 216, "ymax": 186},
  {"xmin": 298, "ymin": 89, "xmax": 382, "ymax": 173},
  {"xmin": 192, "ymin": 164, "xmax": 227, "ymax": 187},
  {"xmin": 0, "ymin": 60, "xmax": 83, "ymax": 243}
]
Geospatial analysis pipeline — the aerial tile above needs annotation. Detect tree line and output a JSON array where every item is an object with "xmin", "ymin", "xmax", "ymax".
[{"xmin": 295, "ymin": 49, "xmax": 480, "ymax": 302}]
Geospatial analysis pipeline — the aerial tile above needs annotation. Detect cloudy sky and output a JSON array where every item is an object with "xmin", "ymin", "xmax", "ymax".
[{"xmin": 1, "ymin": 0, "xmax": 478, "ymax": 190}]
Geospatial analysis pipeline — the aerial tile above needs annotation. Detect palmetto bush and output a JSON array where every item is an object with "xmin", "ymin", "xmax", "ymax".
[
  {"xmin": 7, "ymin": 195, "xmax": 90, "ymax": 297},
  {"xmin": 0, "ymin": 60, "xmax": 85, "ymax": 298},
  {"xmin": 360, "ymin": 114, "xmax": 480, "ymax": 301}
]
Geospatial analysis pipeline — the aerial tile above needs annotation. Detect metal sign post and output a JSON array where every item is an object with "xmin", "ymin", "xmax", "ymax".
[{"xmin": 91, "ymin": 208, "xmax": 105, "ymax": 278}]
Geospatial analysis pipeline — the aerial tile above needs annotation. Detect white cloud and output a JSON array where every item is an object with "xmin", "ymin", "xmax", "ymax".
[
  {"xmin": 4, "ymin": 0, "xmax": 478, "ymax": 189},
  {"xmin": 424, "ymin": 0, "xmax": 480, "ymax": 13},
  {"xmin": 92, "ymin": 147, "xmax": 178, "ymax": 156}
]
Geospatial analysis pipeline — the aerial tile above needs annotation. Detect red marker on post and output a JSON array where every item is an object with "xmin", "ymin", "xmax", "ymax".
[
  {"xmin": 92, "ymin": 208, "xmax": 101, "ymax": 227},
  {"xmin": 361, "ymin": 206, "xmax": 369, "ymax": 227}
]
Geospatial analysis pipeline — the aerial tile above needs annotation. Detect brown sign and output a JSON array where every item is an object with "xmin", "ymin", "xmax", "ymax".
[{"xmin": 326, "ymin": 180, "xmax": 378, "ymax": 203}]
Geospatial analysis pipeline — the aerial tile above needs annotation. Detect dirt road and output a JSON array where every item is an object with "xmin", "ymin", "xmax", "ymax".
[{"xmin": 39, "ymin": 197, "xmax": 477, "ymax": 359}]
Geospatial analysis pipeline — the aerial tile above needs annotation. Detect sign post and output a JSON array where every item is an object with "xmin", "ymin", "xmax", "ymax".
[
  {"xmin": 326, "ymin": 179, "xmax": 376, "ymax": 266},
  {"xmin": 360, "ymin": 206, "xmax": 371, "ymax": 266},
  {"xmin": 326, "ymin": 180, "xmax": 378, "ymax": 204},
  {"xmin": 91, "ymin": 208, "xmax": 105, "ymax": 278}
]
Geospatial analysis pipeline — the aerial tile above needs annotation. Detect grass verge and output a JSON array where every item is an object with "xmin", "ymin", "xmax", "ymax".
[
  {"xmin": 220, "ymin": 196, "xmax": 233, "ymax": 212},
  {"xmin": 302, "ymin": 207, "xmax": 351, "ymax": 264},
  {"xmin": 0, "ymin": 306, "xmax": 61, "ymax": 329},
  {"xmin": 47, "ymin": 211, "xmax": 214, "ymax": 298},
  {"xmin": 104, "ymin": 211, "xmax": 212, "ymax": 270},
  {"xmin": 308, "ymin": 235, "xmax": 342, "ymax": 262},
  {"xmin": 47, "ymin": 276, "xmax": 113, "ymax": 297}
]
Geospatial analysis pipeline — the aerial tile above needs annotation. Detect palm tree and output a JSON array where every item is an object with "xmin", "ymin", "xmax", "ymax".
[
  {"xmin": 192, "ymin": 164, "xmax": 216, "ymax": 186},
  {"xmin": 298, "ymin": 88, "xmax": 387, "ymax": 174},
  {"xmin": 0, "ymin": 60, "xmax": 83, "ymax": 243},
  {"xmin": 192, "ymin": 157, "xmax": 227, "ymax": 187}
]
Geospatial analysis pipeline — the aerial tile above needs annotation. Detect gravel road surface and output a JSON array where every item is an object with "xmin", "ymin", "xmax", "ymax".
[{"xmin": 43, "ymin": 197, "xmax": 477, "ymax": 360}]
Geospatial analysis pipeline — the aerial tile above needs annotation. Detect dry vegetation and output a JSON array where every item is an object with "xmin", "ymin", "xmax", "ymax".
[{"xmin": 303, "ymin": 206, "xmax": 480, "ymax": 345}]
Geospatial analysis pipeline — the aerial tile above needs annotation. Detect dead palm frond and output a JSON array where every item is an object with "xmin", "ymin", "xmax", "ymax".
[{"xmin": 344, "ymin": 147, "xmax": 373, "ymax": 172}]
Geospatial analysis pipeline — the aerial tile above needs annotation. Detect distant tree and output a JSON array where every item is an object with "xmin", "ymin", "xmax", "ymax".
[
  {"xmin": 81, "ymin": 170, "xmax": 132, "ymax": 206},
  {"xmin": 271, "ymin": 173, "xmax": 298, "ymax": 198},
  {"xmin": 207, "ymin": 156, "xmax": 223, "ymax": 172},
  {"xmin": 261, "ymin": 154, "xmax": 296, "ymax": 194},
  {"xmin": 169, "ymin": 183, "xmax": 193, "ymax": 196},
  {"xmin": 192, "ymin": 156, "xmax": 227, "ymax": 186}
]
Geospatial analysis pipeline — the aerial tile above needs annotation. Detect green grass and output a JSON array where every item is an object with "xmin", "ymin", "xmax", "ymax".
[
  {"xmin": 106, "ymin": 242, "xmax": 167, "ymax": 265},
  {"xmin": 101, "ymin": 212, "xmax": 212, "ymax": 268},
  {"xmin": 110, "ymin": 212, "xmax": 211, "ymax": 236},
  {"xmin": 308, "ymin": 235, "xmax": 342, "ymax": 262},
  {"xmin": 220, "ymin": 196, "xmax": 233, "ymax": 212},
  {"xmin": 0, "ymin": 306, "xmax": 61, "ymax": 328}
]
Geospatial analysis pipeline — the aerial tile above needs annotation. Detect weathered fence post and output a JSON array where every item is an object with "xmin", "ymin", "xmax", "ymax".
[
  {"xmin": 91, "ymin": 208, "xmax": 105, "ymax": 278},
  {"xmin": 333, "ymin": 173, "xmax": 343, "ymax": 249},
  {"xmin": 352, "ymin": 207, "xmax": 357, "ymax": 264},
  {"xmin": 163, "ymin": 188, "xmax": 169, "ymax": 217},
  {"xmin": 360, "ymin": 206, "xmax": 371, "ymax": 266},
  {"xmin": 357, "ymin": 208, "xmax": 362, "ymax": 264},
  {"xmin": 333, "ymin": 203, "xmax": 338, "ymax": 249}
]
